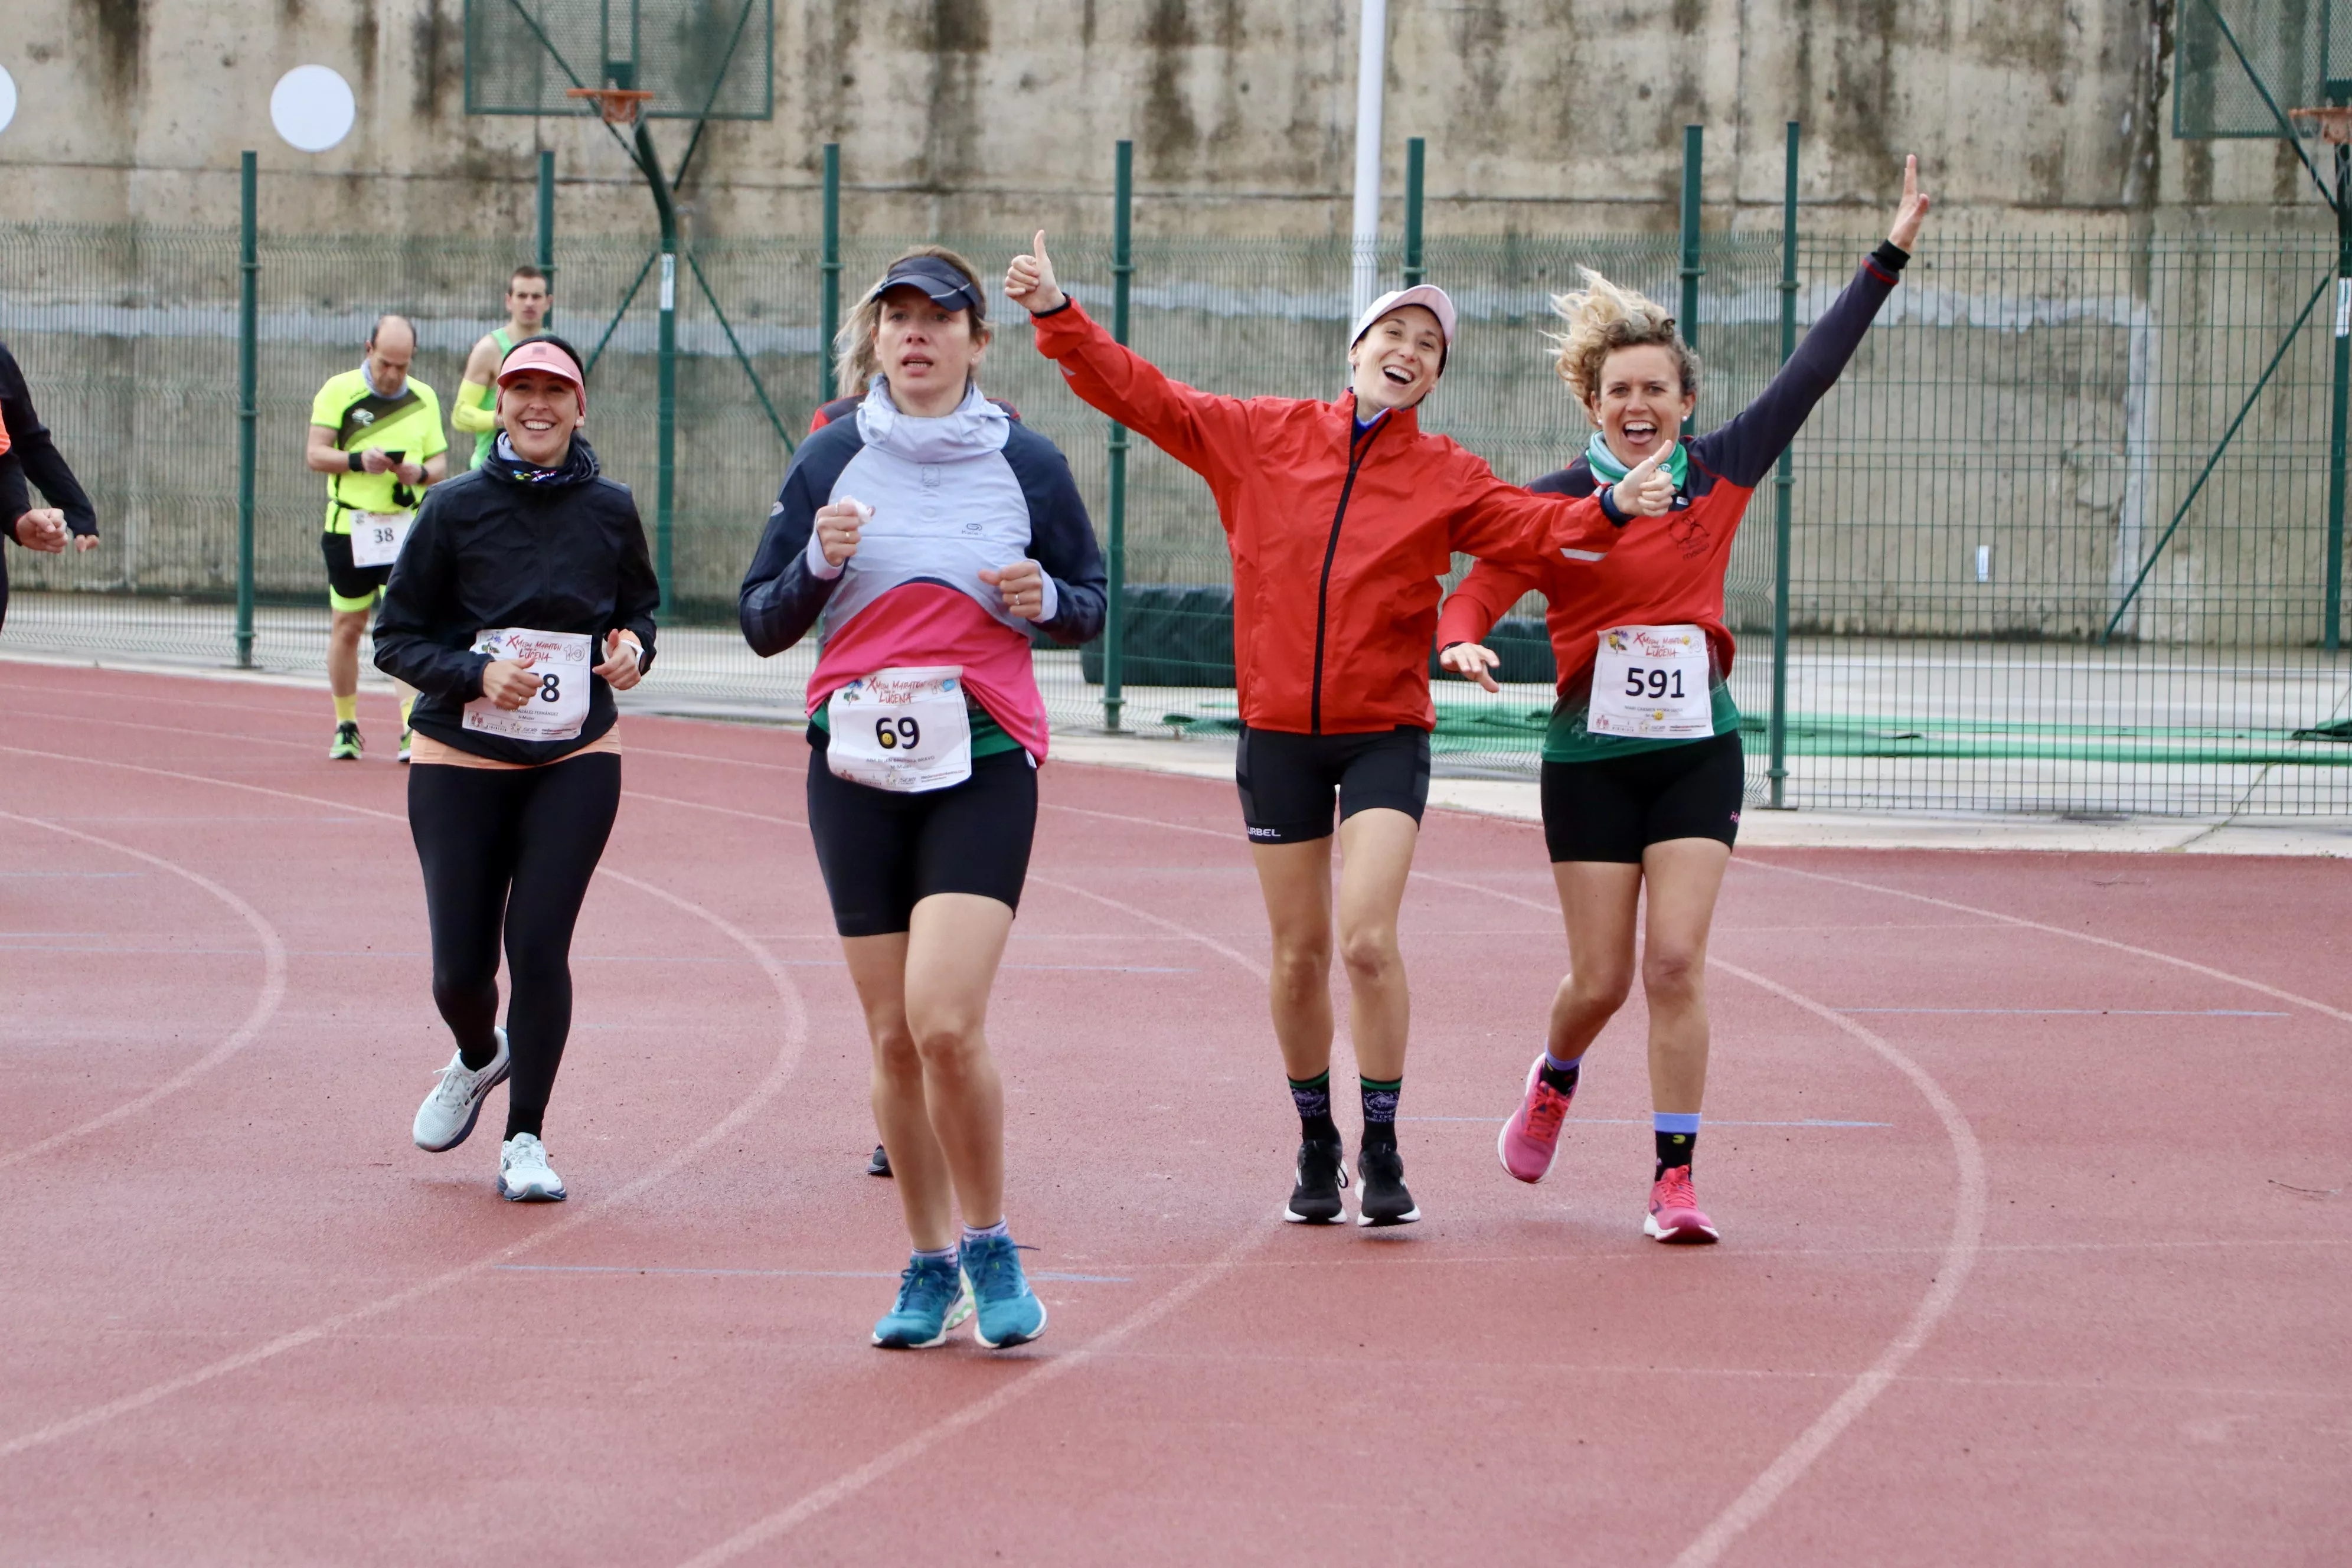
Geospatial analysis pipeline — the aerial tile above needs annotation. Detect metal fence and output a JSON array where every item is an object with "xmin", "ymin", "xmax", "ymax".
[{"xmin": 5, "ymin": 213, "xmax": 2350, "ymax": 816}]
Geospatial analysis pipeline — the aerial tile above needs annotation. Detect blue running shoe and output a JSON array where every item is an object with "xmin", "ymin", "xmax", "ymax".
[
  {"xmin": 871, "ymin": 1254, "xmax": 972, "ymax": 1349},
  {"xmin": 962, "ymin": 1234, "xmax": 1048, "ymax": 1349}
]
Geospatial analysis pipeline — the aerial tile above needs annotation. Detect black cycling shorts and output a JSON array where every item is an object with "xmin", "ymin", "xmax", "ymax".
[
  {"xmin": 321, "ymin": 527, "xmax": 391, "ymax": 609},
  {"xmin": 1235, "ymin": 724, "xmax": 1431, "ymax": 846},
  {"xmin": 804, "ymin": 729, "xmax": 1038, "ymax": 937},
  {"xmin": 1541, "ymin": 730, "xmax": 1745, "ymax": 864}
]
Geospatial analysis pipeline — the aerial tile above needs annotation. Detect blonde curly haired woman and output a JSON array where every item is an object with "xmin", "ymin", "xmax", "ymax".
[{"xmin": 1438, "ymin": 159, "xmax": 1931, "ymax": 1243}]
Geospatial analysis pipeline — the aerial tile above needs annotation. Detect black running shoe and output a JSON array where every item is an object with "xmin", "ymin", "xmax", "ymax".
[
  {"xmin": 1355, "ymin": 1141, "xmax": 1421, "ymax": 1227},
  {"xmin": 867, "ymin": 1144, "xmax": 892, "ymax": 1177},
  {"xmin": 1284, "ymin": 1136, "xmax": 1349, "ymax": 1224}
]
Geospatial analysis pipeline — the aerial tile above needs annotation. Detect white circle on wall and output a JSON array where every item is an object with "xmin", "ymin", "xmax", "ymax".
[
  {"xmin": 0, "ymin": 66, "xmax": 18, "ymax": 138},
  {"xmin": 270, "ymin": 65, "xmax": 355, "ymax": 153}
]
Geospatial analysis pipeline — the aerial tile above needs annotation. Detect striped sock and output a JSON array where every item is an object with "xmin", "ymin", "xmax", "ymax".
[
  {"xmin": 1654, "ymin": 1112, "xmax": 1701, "ymax": 1178},
  {"xmin": 1360, "ymin": 1075, "xmax": 1402, "ymax": 1147},
  {"xmin": 1288, "ymin": 1070, "xmax": 1338, "ymax": 1143}
]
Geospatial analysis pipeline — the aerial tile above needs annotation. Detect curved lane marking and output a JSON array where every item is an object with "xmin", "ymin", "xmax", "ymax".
[
  {"xmin": 0, "ymin": 811, "xmax": 290, "ymax": 1172},
  {"xmin": 1736, "ymin": 858, "xmax": 2352, "ymax": 1027},
  {"xmin": 0, "ymin": 746, "xmax": 812, "ymax": 1463},
  {"xmin": 658, "ymin": 847, "xmax": 1279, "ymax": 1564},
  {"xmin": 1407, "ymin": 867, "xmax": 1985, "ymax": 1567}
]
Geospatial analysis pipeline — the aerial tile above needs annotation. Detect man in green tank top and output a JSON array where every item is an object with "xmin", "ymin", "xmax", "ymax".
[{"xmin": 453, "ymin": 265, "xmax": 551, "ymax": 469}]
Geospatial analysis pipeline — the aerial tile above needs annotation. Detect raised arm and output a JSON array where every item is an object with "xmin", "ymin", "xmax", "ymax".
[
  {"xmin": 1007, "ymin": 230, "xmax": 1252, "ymax": 486},
  {"xmin": 1698, "ymin": 155, "xmax": 1929, "ymax": 489}
]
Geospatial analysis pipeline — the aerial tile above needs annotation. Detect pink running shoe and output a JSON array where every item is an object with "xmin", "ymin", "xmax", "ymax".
[
  {"xmin": 1645, "ymin": 1165, "xmax": 1720, "ymax": 1243},
  {"xmin": 1497, "ymin": 1057, "xmax": 1576, "ymax": 1184}
]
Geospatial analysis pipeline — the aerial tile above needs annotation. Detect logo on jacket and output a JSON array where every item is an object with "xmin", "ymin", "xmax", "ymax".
[{"xmin": 1667, "ymin": 513, "xmax": 1711, "ymax": 558}]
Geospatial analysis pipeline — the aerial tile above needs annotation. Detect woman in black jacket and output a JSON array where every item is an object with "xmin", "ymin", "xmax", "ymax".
[{"xmin": 374, "ymin": 335, "xmax": 658, "ymax": 1203}]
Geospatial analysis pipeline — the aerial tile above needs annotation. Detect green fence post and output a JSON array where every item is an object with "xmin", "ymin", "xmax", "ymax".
[
  {"xmin": 2329, "ymin": 130, "xmax": 2349, "ymax": 653},
  {"xmin": 1403, "ymin": 137, "xmax": 1425, "ymax": 288},
  {"xmin": 819, "ymin": 143, "xmax": 841, "ymax": 402},
  {"xmin": 236, "ymin": 151, "xmax": 257, "ymax": 671},
  {"xmin": 1104, "ymin": 140, "xmax": 1134, "ymax": 731},
  {"xmin": 633, "ymin": 122, "xmax": 678, "ymax": 613},
  {"xmin": 536, "ymin": 149, "xmax": 556, "ymax": 324},
  {"xmin": 1679, "ymin": 125, "xmax": 1703, "ymax": 367},
  {"xmin": 1768, "ymin": 122, "xmax": 1799, "ymax": 809}
]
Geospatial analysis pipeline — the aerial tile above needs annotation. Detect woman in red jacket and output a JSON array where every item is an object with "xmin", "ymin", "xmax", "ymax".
[
  {"xmin": 1437, "ymin": 159, "xmax": 1931, "ymax": 1244},
  {"xmin": 1007, "ymin": 233, "xmax": 1625, "ymax": 1230}
]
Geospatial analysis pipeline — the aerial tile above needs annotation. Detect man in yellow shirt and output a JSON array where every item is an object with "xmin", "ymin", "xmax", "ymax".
[
  {"xmin": 452, "ymin": 266, "xmax": 552, "ymax": 470},
  {"xmin": 304, "ymin": 315, "xmax": 447, "ymax": 760}
]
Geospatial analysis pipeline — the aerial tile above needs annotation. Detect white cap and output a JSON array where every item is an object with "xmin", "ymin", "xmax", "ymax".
[{"xmin": 1349, "ymin": 284, "xmax": 1458, "ymax": 349}]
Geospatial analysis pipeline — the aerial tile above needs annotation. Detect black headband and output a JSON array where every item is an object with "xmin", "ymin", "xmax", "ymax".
[{"xmin": 870, "ymin": 257, "xmax": 986, "ymax": 319}]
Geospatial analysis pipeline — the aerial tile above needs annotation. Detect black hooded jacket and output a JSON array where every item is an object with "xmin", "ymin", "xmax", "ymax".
[{"xmin": 373, "ymin": 436, "xmax": 659, "ymax": 765}]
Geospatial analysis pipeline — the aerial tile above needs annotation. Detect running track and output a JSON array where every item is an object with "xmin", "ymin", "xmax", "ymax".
[{"xmin": 2, "ymin": 661, "xmax": 2346, "ymax": 1566}]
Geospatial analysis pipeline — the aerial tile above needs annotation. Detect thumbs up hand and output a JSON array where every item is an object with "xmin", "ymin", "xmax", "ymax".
[
  {"xmin": 1005, "ymin": 231, "xmax": 1067, "ymax": 315},
  {"xmin": 1611, "ymin": 449, "xmax": 1677, "ymax": 518}
]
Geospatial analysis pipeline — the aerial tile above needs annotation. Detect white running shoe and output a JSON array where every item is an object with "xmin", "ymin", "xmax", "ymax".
[
  {"xmin": 498, "ymin": 1133, "xmax": 567, "ymax": 1202},
  {"xmin": 412, "ymin": 1028, "xmax": 510, "ymax": 1152}
]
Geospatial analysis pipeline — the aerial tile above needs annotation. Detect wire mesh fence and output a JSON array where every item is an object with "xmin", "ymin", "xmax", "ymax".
[{"xmin": 4, "ymin": 217, "xmax": 2349, "ymax": 815}]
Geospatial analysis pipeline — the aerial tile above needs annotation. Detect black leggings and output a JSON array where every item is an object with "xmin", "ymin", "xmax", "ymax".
[{"xmin": 406, "ymin": 753, "xmax": 620, "ymax": 1140}]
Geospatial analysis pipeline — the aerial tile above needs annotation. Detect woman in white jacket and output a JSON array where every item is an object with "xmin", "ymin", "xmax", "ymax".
[{"xmin": 740, "ymin": 248, "xmax": 1107, "ymax": 1351}]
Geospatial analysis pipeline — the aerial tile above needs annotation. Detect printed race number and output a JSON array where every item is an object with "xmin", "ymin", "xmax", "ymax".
[
  {"xmin": 827, "ymin": 667, "xmax": 973, "ymax": 792},
  {"xmin": 462, "ymin": 628, "xmax": 592, "ymax": 741},
  {"xmin": 347, "ymin": 510, "xmax": 414, "ymax": 569},
  {"xmin": 1588, "ymin": 623, "xmax": 1711, "ymax": 739}
]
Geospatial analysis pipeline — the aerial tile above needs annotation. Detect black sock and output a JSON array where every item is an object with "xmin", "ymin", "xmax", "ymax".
[
  {"xmin": 1288, "ymin": 1071, "xmax": 1339, "ymax": 1144},
  {"xmin": 505, "ymin": 1105, "xmax": 544, "ymax": 1142},
  {"xmin": 1654, "ymin": 1128, "xmax": 1697, "ymax": 1179},
  {"xmin": 1360, "ymin": 1075, "xmax": 1402, "ymax": 1148},
  {"xmin": 1538, "ymin": 1054, "xmax": 1582, "ymax": 1096}
]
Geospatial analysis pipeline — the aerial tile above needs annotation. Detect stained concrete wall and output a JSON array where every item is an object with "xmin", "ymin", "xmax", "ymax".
[{"xmin": 0, "ymin": 2, "xmax": 2329, "ymax": 241}]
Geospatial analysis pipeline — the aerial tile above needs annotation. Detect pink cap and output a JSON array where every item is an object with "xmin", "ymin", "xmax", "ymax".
[
  {"xmin": 1350, "ymin": 285, "xmax": 1458, "ymax": 348},
  {"xmin": 496, "ymin": 339, "xmax": 587, "ymax": 410}
]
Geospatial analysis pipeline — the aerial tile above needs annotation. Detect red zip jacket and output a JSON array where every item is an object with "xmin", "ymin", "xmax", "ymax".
[
  {"xmin": 1031, "ymin": 298, "xmax": 1620, "ymax": 734},
  {"xmin": 1435, "ymin": 246, "xmax": 1906, "ymax": 698}
]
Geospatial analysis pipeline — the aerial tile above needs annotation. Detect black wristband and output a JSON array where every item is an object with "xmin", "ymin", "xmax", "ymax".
[
  {"xmin": 1871, "ymin": 239, "xmax": 1911, "ymax": 274},
  {"xmin": 347, "ymin": 450, "xmax": 364, "ymax": 473}
]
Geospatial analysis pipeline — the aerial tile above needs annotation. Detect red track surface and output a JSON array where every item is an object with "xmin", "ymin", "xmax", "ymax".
[{"xmin": 2, "ymin": 661, "xmax": 2347, "ymax": 1566}]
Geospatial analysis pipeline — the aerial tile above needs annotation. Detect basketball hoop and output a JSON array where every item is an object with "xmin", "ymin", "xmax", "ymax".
[
  {"xmin": 2291, "ymin": 106, "xmax": 2352, "ymax": 145},
  {"xmin": 566, "ymin": 87, "xmax": 654, "ymax": 126}
]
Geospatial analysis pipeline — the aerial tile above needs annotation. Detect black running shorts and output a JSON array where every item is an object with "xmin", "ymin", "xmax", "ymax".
[
  {"xmin": 321, "ymin": 527, "xmax": 392, "ymax": 609},
  {"xmin": 804, "ymin": 729, "xmax": 1038, "ymax": 937},
  {"xmin": 1540, "ymin": 730, "xmax": 1745, "ymax": 864},
  {"xmin": 1234, "ymin": 724, "xmax": 1432, "ymax": 846}
]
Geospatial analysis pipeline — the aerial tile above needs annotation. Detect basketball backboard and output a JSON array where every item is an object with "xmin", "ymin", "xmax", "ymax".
[
  {"xmin": 2175, "ymin": 0, "xmax": 2352, "ymax": 138},
  {"xmin": 464, "ymin": 0, "xmax": 772, "ymax": 121}
]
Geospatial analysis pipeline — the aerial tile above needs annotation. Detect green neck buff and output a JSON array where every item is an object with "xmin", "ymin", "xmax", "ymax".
[{"xmin": 1584, "ymin": 430, "xmax": 1688, "ymax": 492}]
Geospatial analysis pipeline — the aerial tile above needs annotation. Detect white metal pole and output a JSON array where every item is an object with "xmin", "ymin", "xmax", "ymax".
[{"xmin": 1350, "ymin": 0, "xmax": 1389, "ymax": 319}]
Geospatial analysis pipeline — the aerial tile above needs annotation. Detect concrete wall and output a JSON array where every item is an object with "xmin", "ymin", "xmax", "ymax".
[{"xmin": 0, "ymin": 2, "xmax": 2328, "ymax": 241}]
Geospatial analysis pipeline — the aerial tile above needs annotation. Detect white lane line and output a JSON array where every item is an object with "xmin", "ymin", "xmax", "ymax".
[
  {"xmin": 0, "ymin": 746, "xmax": 812, "ymax": 1464},
  {"xmin": 1735, "ymin": 858, "xmax": 2352, "ymax": 1027},
  {"xmin": 669, "ymin": 869, "xmax": 1278, "ymax": 1566},
  {"xmin": 0, "ymin": 811, "xmax": 289, "ymax": 1173},
  {"xmin": 1407, "ymin": 868, "xmax": 1986, "ymax": 1568}
]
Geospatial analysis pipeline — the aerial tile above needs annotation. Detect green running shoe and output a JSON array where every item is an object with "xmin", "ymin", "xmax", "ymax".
[
  {"xmin": 328, "ymin": 721, "xmax": 363, "ymax": 761},
  {"xmin": 962, "ymin": 1233, "xmax": 1047, "ymax": 1349},
  {"xmin": 871, "ymin": 1253, "xmax": 972, "ymax": 1349}
]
